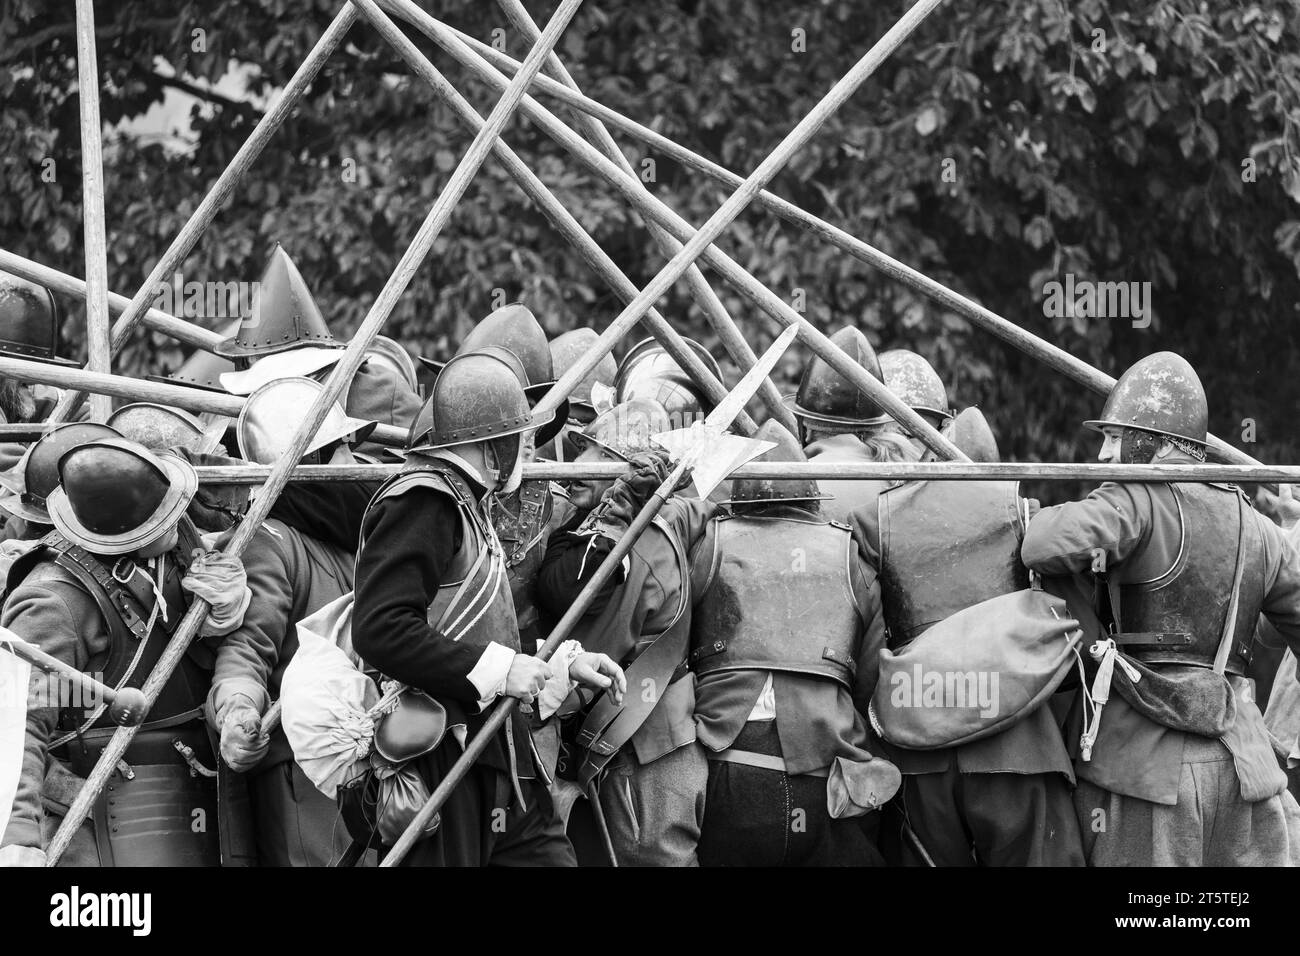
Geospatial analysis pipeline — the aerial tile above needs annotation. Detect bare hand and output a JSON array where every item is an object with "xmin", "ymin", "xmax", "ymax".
[
  {"xmin": 568, "ymin": 652, "xmax": 626, "ymax": 705},
  {"xmin": 505, "ymin": 654, "xmax": 553, "ymax": 704}
]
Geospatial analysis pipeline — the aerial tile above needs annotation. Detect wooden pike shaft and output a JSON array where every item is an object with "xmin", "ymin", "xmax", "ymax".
[
  {"xmin": 432, "ymin": 19, "xmax": 1259, "ymax": 470},
  {"xmin": 45, "ymin": 0, "xmax": 585, "ymax": 866},
  {"xmin": 47, "ymin": 5, "xmax": 360, "ymax": 426},
  {"xmin": 0, "ymin": 355, "xmax": 408, "ymax": 448},
  {"xmin": 189, "ymin": 461, "xmax": 1300, "ymax": 484},
  {"xmin": 0, "ymin": 249, "xmax": 224, "ymax": 351},
  {"xmin": 353, "ymin": 0, "xmax": 757, "ymax": 434},
  {"xmin": 74, "ymin": 0, "xmax": 112, "ymax": 421},
  {"xmin": 382, "ymin": 0, "xmax": 966, "ymax": 462},
  {"xmin": 0, "ymin": 634, "xmax": 135, "ymax": 720},
  {"xmin": 496, "ymin": 0, "xmax": 796, "ymax": 434}
]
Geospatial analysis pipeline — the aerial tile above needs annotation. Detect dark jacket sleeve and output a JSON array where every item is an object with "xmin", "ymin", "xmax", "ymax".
[
  {"xmin": 1021, "ymin": 482, "xmax": 1151, "ymax": 575},
  {"xmin": 352, "ymin": 487, "xmax": 494, "ymax": 705},
  {"xmin": 848, "ymin": 532, "xmax": 887, "ymax": 717},
  {"xmin": 535, "ymin": 511, "xmax": 624, "ymax": 622}
]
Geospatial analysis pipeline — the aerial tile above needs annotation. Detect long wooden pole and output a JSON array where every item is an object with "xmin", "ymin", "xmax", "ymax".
[
  {"xmin": 183, "ymin": 460, "xmax": 1300, "ymax": 485},
  {"xmin": 0, "ymin": 355, "xmax": 408, "ymax": 447},
  {"xmin": 73, "ymin": 0, "xmax": 112, "ymax": 422},
  {"xmin": 47, "ymin": 5, "xmax": 360, "ymax": 425},
  {"xmin": 350, "ymin": 0, "xmax": 755, "ymax": 434},
  {"xmin": 382, "ymin": 0, "xmax": 966, "ymax": 462},
  {"xmin": 423, "ymin": 17, "xmax": 1259, "ymax": 469},
  {"xmin": 0, "ymin": 249, "xmax": 224, "ymax": 351},
  {"xmin": 495, "ymin": 0, "xmax": 796, "ymax": 433},
  {"xmin": 44, "ymin": 0, "xmax": 585, "ymax": 865}
]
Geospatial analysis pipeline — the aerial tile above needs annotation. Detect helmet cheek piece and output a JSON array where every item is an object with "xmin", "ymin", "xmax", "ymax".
[
  {"xmin": 485, "ymin": 434, "xmax": 522, "ymax": 490},
  {"xmin": 1119, "ymin": 427, "xmax": 1162, "ymax": 465}
]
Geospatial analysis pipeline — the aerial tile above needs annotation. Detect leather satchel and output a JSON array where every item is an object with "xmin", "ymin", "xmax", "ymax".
[{"xmin": 869, "ymin": 583, "xmax": 1084, "ymax": 750}]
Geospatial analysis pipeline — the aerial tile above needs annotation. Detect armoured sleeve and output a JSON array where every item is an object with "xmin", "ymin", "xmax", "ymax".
[
  {"xmin": 0, "ymin": 578, "xmax": 98, "ymax": 850},
  {"xmin": 352, "ymin": 487, "xmax": 493, "ymax": 706},
  {"xmin": 848, "ymin": 538, "xmax": 887, "ymax": 717},
  {"xmin": 207, "ymin": 525, "xmax": 295, "ymax": 724},
  {"xmin": 1021, "ymin": 482, "xmax": 1152, "ymax": 575}
]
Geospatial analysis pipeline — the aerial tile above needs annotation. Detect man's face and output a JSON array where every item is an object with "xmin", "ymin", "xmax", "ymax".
[
  {"xmin": 1097, "ymin": 426, "xmax": 1124, "ymax": 463},
  {"xmin": 136, "ymin": 524, "xmax": 180, "ymax": 560},
  {"xmin": 567, "ymin": 443, "xmax": 621, "ymax": 511}
]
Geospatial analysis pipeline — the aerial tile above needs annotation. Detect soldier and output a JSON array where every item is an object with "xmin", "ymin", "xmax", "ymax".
[
  {"xmin": 205, "ymin": 378, "xmax": 376, "ymax": 866},
  {"xmin": 0, "ymin": 438, "xmax": 250, "ymax": 866},
  {"xmin": 789, "ymin": 326, "xmax": 918, "ymax": 525},
  {"xmin": 878, "ymin": 348, "xmax": 953, "ymax": 446},
  {"xmin": 684, "ymin": 420, "xmax": 897, "ymax": 866},
  {"xmin": 350, "ymin": 348, "xmax": 623, "ymax": 866},
  {"xmin": 536, "ymin": 398, "xmax": 713, "ymax": 866},
  {"xmin": 106, "ymin": 403, "xmax": 207, "ymax": 454},
  {"xmin": 615, "ymin": 335, "xmax": 721, "ymax": 430},
  {"xmin": 546, "ymin": 327, "xmax": 617, "ymax": 461},
  {"xmin": 1022, "ymin": 351, "xmax": 1300, "ymax": 865},
  {"xmin": 0, "ymin": 270, "xmax": 87, "ymax": 472},
  {"xmin": 0, "ymin": 422, "xmax": 122, "ymax": 543},
  {"xmin": 213, "ymin": 244, "xmax": 420, "ymax": 457},
  {"xmin": 416, "ymin": 304, "xmax": 571, "ymax": 652},
  {"xmin": 865, "ymin": 408, "xmax": 1085, "ymax": 866}
]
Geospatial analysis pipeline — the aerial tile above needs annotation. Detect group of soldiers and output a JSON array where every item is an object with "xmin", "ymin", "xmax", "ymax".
[{"xmin": 0, "ymin": 243, "xmax": 1298, "ymax": 868}]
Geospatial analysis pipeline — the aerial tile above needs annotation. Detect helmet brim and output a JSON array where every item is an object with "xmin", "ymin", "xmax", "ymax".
[
  {"xmin": 1082, "ymin": 419, "xmax": 1208, "ymax": 447},
  {"xmin": 46, "ymin": 452, "xmax": 198, "ymax": 555}
]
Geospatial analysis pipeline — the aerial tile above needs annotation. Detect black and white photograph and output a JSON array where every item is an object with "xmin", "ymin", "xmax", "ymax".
[{"xmin": 0, "ymin": 0, "xmax": 1295, "ymax": 931}]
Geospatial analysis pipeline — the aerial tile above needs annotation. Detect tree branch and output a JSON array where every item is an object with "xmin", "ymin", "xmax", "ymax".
[{"xmin": 0, "ymin": 16, "xmax": 179, "ymax": 64}]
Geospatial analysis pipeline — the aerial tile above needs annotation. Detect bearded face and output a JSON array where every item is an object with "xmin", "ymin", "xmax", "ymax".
[{"xmin": 0, "ymin": 378, "xmax": 36, "ymax": 423}]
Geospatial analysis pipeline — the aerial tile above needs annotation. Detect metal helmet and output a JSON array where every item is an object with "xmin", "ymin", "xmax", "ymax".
[
  {"xmin": 549, "ymin": 327, "xmax": 616, "ymax": 423},
  {"xmin": 418, "ymin": 304, "xmax": 568, "ymax": 445},
  {"xmin": 407, "ymin": 348, "xmax": 535, "ymax": 454},
  {"xmin": 107, "ymin": 403, "xmax": 206, "ymax": 453},
  {"xmin": 215, "ymin": 244, "xmax": 341, "ymax": 358},
  {"xmin": 46, "ymin": 438, "xmax": 199, "ymax": 556},
  {"xmin": 569, "ymin": 398, "xmax": 670, "ymax": 462},
  {"xmin": 0, "ymin": 270, "xmax": 75, "ymax": 366},
  {"xmin": 366, "ymin": 335, "xmax": 420, "ymax": 393},
  {"xmin": 879, "ymin": 349, "xmax": 952, "ymax": 427},
  {"xmin": 0, "ymin": 421, "xmax": 123, "ymax": 525},
  {"xmin": 236, "ymin": 377, "xmax": 377, "ymax": 465},
  {"xmin": 615, "ymin": 336, "xmax": 720, "ymax": 427},
  {"xmin": 790, "ymin": 326, "xmax": 888, "ymax": 428},
  {"xmin": 724, "ymin": 420, "xmax": 828, "ymax": 509},
  {"xmin": 922, "ymin": 406, "xmax": 1000, "ymax": 463},
  {"xmin": 1083, "ymin": 351, "xmax": 1208, "ymax": 447}
]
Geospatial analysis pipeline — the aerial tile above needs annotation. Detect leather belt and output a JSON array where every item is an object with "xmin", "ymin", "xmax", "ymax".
[{"xmin": 707, "ymin": 748, "xmax": 828, "ymax": 778}]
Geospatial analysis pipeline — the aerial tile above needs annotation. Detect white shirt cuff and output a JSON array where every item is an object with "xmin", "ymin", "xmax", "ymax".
[{"xmin": 466, "ymin": 641, "xmax": 516, "ymax": 713}]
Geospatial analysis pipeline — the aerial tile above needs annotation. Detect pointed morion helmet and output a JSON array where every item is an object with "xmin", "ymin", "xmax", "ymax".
[
  {"xmin": 569, "ymin": 398, "xmax": 670, "ymax": 461},
  {"xmin": 922, "ymin": 406, "xmax": 1000, "ymax": 463},
  {"xmin": 724, "ymin": 420, "xmax": 829, "ymax": 509},
  {"xmin": 615, "ymin": 336, "xmax": 721, "ymax": 427},
  {"xmin": 0, "ymin": 422, "xmax": 123, "ymax": 525},
  {"xmin": 549, "ymin": 327, "xmax": 616, "ymax": 424},
  {"xmin": 1082, "ymin": 351, "xmax": 1208, "ymax": 447},
  {"xmin": 107, "ymin": 403, "xmax": 206, "ymax": 454},
  {"xmin": 418, "ymin": 304, "xmax": 568, "ymax": 445},
  {"xmin": 214, "ymin": 244, "xmax": 341, "ymax": 358},
  {"xmin": 407, "ymin": 347, "xmax": 535, "ymax": 455},
  {"xmin": 879, "ymin": 349, "xmax": 952, "ymax": 428},
  {"xmin": 789, "ymin": 326, "xmax": 888, "ymax": 428},
  {"xmin": 46, "ymin": 438, "xmax": 199, "ymax": 555},
  {"xmin": 0, "ymin": 270, "xmax": 77, "ymax": 366}
]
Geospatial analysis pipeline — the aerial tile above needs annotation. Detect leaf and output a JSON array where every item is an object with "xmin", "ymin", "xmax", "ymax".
[{"xmin": 914, "ymin": 105, "xmax": 940, "ymax": 136}]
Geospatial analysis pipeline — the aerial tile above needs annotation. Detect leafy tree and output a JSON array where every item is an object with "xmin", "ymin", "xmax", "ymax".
[{"xmin": 2, "ymin": 0, "xmax": 1299, "ymax": 494}]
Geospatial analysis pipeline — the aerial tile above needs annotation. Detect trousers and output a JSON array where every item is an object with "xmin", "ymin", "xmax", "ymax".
[{"xmin": 598, "ymin": 740, "xmax": 707, "ymax": 867}]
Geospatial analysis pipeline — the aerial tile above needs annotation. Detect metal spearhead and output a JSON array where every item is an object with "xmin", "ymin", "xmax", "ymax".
[{"xmin": 652, "ymin": 322, "xmax": 799, "ymax": 498}]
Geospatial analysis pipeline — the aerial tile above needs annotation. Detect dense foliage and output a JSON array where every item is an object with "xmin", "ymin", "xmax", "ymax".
[{"xmin": 3, "ymin": 0, "xmax": 1299, "ymax": 479}]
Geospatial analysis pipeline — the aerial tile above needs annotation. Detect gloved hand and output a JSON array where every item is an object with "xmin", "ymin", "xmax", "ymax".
[
  {"xmin": 182, "ymin": 550, "xmax": 252, "ymax": 638},
  {"xmin": 0, "ymin": 844, "xmax": 46, "ymax": 867},
  {"xmin": 580, "ymin": 452, "xmax": 687, "ymax": 541},
  {"xmin": 219, "ymin": 699, "xmax": 270, "ymax": 772}
]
